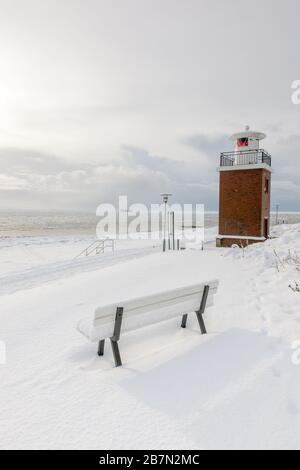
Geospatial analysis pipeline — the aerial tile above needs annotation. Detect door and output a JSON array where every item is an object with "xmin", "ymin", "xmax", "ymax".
[{"xmin": 264, "ymin": 218, "xmax": 269, "ymax": 239}]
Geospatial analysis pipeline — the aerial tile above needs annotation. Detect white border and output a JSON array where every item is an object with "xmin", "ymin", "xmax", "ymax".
[
  {"xmin": 217, "ymin": 163, "xmax": 273, "ymax": 173},
  {"xmin": 217, "ymin": 234, "xmax": 266, "ymax": 241}
]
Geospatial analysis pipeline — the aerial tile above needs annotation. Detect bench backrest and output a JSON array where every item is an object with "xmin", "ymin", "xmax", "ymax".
[{"xmin": 92, "ymin": 280, "xmax": 219, "ymax": 340}]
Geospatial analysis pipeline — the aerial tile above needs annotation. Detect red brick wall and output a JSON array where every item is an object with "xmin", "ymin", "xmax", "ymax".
[
  {"xmin": 217, "ymin": 238, "xmax": 263, "ymax": 248},
  {"xmin": 218, "ymin": 168, "xmax": 271, "ymax": 238}
]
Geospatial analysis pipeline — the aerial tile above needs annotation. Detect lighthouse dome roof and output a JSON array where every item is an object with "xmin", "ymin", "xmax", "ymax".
[{"xmin": 230, "ymin": 126, "xmax": 266, "ymax": 142}]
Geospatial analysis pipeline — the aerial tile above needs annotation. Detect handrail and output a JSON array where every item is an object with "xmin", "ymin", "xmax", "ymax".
[
  {"xmin": 220, "ymin": 149, "xmax": 272, "ymax": 167},
  {"xmin": 74, "ymin": 239, "xmax": 115, "ymax": 260}
]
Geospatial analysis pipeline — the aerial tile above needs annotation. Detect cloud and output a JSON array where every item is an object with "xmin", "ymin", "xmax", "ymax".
[
  {"xmin": 122, "ymin": 143, "xmax": 218, "ymax": 185},
  {"xmin": 0, "ymin": 174, "xmax": 30, "ymax": 191},
  {"xmin": 1, "ymin": 126, "xmax": 299, "ymax": 213},
  {"xmin": 183, "ymin": 134, "xmax": 231, "ymax": 156},
  {"xmin": 0, "ymin": 143, "xmax": 220, "ymax": 211},
  {"xmin": 16, "ymin": 105, "xmax": 138, "ymax": 131},
  {"xmin": 272, "ymin": 180, "xmax": 300, "ymax": 194},
  {"xmin": 0, "ymin": 146, "xmax": 168, "ymax": 211},
  {"xmin": 0, "ymin": 148, "xmax": 78, "ymax": 175}
]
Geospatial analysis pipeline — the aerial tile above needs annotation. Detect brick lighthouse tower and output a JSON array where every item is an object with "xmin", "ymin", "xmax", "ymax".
[{"xmin": 217, "ymin": 126, "xmax": 272, "ymax": 247}]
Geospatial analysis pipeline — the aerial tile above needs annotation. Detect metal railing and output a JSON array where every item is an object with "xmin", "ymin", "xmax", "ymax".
[
  {"xmin": 220, "ymin": 149, "xmax": 272, "ymax": 167},
  {"xmin": 74, "ymin": 239, "xmax": 115, "ymax": 260}
]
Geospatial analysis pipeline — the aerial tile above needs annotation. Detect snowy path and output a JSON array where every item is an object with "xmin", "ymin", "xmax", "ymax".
[{"xmin": 0, "ymin": 246, "xmax": 158, "ymax": 296}]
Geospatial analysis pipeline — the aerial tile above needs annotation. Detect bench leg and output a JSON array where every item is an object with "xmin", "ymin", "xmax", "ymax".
[
  {"xmin": 110, "ymin": 339, "xmax": 122, "ymax": 367},
  {"xmin": 98, "ymin": 339, "xmax": 105, "ymax": 356},
  {"xmin": 195, "ymin": 285, "xmax": 210, "ymax": 335},
  {"xmin": 181, "ymin": 314, "xmax": 188, "ymax": 328},
  {"xmin": 110, "ymin": 307, "xmax": 124, "ymax": 367},
  {"xmin": 196, "ymin": 312, "xmax": 207, "ymax": 335}
]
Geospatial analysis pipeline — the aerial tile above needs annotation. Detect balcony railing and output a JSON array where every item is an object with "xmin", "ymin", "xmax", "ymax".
[{"xmin": 220, "ymin": 149, "xmax": 272, "ymax": 167}]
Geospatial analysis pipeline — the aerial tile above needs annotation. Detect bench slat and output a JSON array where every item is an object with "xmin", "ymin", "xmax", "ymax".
[
  {"xmin": 94, "ymin": 281, "xmax": 219, "ymax": 324},
  {"xmin": 78, "ymin": 281, "xmax": 218, "ymax": 342},
  {"xmin": 93, "ymin": 287, "xmax": 217, "ymax": 327}
]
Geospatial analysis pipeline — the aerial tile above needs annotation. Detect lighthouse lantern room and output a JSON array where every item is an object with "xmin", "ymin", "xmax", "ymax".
[{"xmin": 217, "ymin": 126, "xmax": 272, "ymax": 247}]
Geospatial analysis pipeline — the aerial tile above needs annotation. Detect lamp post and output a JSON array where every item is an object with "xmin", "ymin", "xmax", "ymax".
[
  {"xmin": 160, "ymin": 193, "xmax": 172, "ymax": 252},
  {"xmin": 120, "ymin": 209, "xmax": 131, "ymax": 237},
  {"xmin": 275, "ymin": 203, "xmax": 280, "ymax": 225}
]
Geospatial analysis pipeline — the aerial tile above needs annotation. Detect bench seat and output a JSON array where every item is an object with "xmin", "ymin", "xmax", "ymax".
[{"xmin": 77, "ymin": 280, "xmax": 219, "ymax": 367}]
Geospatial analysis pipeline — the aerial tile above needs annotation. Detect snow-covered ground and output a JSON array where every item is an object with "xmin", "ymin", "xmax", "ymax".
[{"xmin": 0, "ymin": 225, "xmax": 300, "ymax": 449}]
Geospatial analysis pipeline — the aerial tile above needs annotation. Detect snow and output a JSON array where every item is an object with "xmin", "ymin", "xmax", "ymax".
[
  {"xmin": 77, "ymin": 277, "xmax": 218, "ymax": 342},
  {"xmin": 217, "ymin": 234, "xmax": 265, "ymax": 240},
  {"xmin": 0, "ymin": 225, "xmax": 300, "ymax": 449}
]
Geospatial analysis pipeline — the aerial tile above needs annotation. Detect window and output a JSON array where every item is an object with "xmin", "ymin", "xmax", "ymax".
[
  {"xmin": 264, "ymin": 178, "xmax": 269, "ymax": 194},
  {"xmin": 237, "ymin": 138, "xmax": 249, "ymax": 148}
]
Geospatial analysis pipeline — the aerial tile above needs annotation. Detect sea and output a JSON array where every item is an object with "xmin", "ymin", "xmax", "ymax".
[{"xmin": 0, "ymin": 211, "xmax": 299, "ymax": 238}]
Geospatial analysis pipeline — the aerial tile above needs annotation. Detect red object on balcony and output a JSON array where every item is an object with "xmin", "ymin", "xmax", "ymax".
[{"xmin": 237, "ymin": 138, "xmax": 249, "ymax": 147}]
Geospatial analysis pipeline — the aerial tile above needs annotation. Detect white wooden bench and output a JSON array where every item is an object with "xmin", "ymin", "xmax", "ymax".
[{"xmin": 77, "ymin": 280, "xmax": 219, "ymax": 367}]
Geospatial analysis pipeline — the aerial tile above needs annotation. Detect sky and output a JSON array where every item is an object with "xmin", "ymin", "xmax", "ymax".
[{"xmin": 0, "ymin": 0, "xmax": 300, "ymax": 212}]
